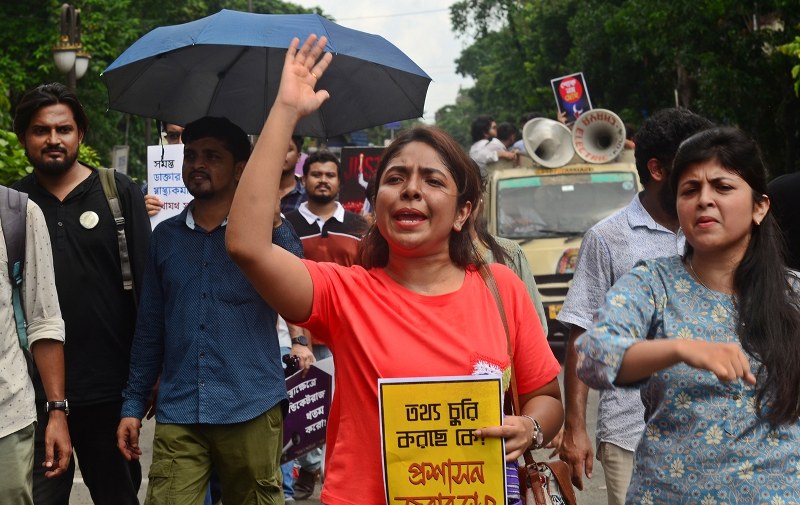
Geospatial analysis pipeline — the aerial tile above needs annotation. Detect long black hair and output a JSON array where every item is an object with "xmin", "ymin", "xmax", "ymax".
[{"xmin": 671, "ymin": 127, "xmax": 800, "ymax": 425}]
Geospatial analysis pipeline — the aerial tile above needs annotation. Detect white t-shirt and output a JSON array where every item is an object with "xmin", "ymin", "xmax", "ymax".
[{"xmin": 469, "ymin": 138, "xmax": 507, "ymax": 174}]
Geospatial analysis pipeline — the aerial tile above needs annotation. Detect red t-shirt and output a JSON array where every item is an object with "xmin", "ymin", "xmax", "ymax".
[{"xmin": 297, "ymin": 261, "xmax": 560, "ymax": 505}]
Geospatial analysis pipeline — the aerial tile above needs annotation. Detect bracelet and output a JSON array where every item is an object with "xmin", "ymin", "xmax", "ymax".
[{"xmin": 521, "ymin": 414, "xmax": 544, "ymax": 450}]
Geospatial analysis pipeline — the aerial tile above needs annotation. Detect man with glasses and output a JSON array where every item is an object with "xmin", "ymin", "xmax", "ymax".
[{"xmin": 161, "ymin": 123, "xmax": 184, "ymax": 145}]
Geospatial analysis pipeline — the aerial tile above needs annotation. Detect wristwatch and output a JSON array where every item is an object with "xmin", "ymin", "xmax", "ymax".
[
  {"xmin": 523, "ymin": 415, "xmax": 544, "ymax": 449},
  {"xmin": 45, "ymin": 400, "xmax": 69, "ymax": 416},
  {"xmin": 291, "ymin": 335, "xmax": 308, "ymax": 346}
]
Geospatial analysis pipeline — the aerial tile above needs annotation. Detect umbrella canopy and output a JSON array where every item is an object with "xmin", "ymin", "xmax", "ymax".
[{"xmin": 103, "ymin": 10, "xmax": 431, "ymax": 137}]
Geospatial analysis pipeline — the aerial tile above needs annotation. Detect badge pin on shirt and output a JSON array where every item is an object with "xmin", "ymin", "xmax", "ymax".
[{"xmin": 80, "ymin": 211, "xmax": 99, "ymax": 229}]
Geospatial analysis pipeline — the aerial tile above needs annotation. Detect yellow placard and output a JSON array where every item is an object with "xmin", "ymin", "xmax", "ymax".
[{"xmin": 379, "ymin": 376, "xmax": 505, "ymax": 505}]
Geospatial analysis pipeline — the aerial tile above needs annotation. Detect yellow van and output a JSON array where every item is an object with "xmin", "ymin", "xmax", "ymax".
[{"xmin": 482, "ymin": 111, "xmax": 641, "ymax": 361}]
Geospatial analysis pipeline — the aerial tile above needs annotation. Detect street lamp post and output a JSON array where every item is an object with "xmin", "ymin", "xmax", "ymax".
[{"xmin": 52, "ymin": 3, "xmax": 91, "ymax": 91}]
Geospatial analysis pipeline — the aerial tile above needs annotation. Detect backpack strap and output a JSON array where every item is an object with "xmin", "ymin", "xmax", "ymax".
[
  {"xmin": 96, "ymin": 167, "xmax": 134, "ymax": 295},
  {"xmin": 0, "ymin": 186, "xmax": 29, "ymax": 349}
]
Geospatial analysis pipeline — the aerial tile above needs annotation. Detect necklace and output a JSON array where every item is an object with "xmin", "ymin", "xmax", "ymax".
[{"xmin": 687, "ymin": 258, "xmax": 743, "ymax": 328}]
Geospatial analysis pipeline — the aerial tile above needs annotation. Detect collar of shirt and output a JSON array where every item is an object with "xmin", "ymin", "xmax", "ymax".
[
  {"xmin": 279, "ymin": 177, "xmax": 307, "ymax": 214},
  {"xmin": 289, "ymin": 177, "xmax": 304, "ymax": 195},
  {"xmin": 184, "ymin": 203, "xmax": 227, "ymax": 231},
  {"xmin": 627, "ymin": 193, "xmax": 685, "ymax": 252},
  {"xmin": 628, "ymin": 193, "xmax": 669, "ymax": 232},
  {"xmin": 298, "ymin": 201, "xmax": 345, "ymax": 230}
]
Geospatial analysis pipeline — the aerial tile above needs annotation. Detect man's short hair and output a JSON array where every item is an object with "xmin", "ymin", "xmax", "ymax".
[
  {"xmin": 13, "ymin": 83, "xmax": 89, "ymax": 138},
  {"xmin": 302, "ymin": 150, "xmax": 342, "ymax": 180},
  {"xmin": 496, "ymin": 122, "xmax": 518, "ymax": 144},
  {"xmin": 519, "ymin": 111, "xmax": 544, "ymax": 127},
  {"xmin": 633, "ymin": 108, "xmax": 713, "ymax": 185},
  {"xmin": 470, "ymin": 115, "xmax": 495, "ymax": 143},
  {"xmin": 182, "ymin": 117, "xmax": 251, "ymax": 163}
]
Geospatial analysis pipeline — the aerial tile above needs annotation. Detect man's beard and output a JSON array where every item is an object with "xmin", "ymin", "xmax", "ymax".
[
  {"xmin": 187, "ymin": 186, "xmax": 213, "ymax": 199},
  {"xmin": 27, "ymin": 147, "xmax": 78, "ymax": 176},
  {"xmin": 308, "ymin": 191, "xmax": 336, "ymax": 205},
  {"xmin": 185, "ymin": 177, "xmax": 214, "ymax": 200}
]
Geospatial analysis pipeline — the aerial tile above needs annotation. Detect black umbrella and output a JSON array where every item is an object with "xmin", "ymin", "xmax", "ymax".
[{"xmin": 103, "ymin": 10, "xmax": 431, "ymax": 137}]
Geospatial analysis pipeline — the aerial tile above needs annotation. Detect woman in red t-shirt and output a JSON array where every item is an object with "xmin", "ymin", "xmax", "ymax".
[{"xmin": 227, "ymin": 35, "xmax": 564, "ymax": 505}]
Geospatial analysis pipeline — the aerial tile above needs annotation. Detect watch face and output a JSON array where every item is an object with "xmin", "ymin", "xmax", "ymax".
[{"xmin": 46, "ymin": 400, "xmax": 69, "ymax": 414}]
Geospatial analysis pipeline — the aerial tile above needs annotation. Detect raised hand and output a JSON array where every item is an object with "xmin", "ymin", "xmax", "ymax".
[{"xmin": 276, "ymin": 35, "xmax": 333, "ymax": 119}]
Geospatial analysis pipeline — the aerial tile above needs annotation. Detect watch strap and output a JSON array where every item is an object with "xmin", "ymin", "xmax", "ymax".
[{"xmin": 45, "ymin": 400, "xmax": 69, "ymax": 415}]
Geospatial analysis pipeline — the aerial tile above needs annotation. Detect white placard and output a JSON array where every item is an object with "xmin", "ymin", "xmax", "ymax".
[{"xmin": 147, "ymin": 144, "xmax": 190, "ymax": 229}]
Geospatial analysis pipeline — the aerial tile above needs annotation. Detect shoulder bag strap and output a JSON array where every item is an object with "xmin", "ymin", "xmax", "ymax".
[
  {"xmin": 97, "ymin": 167, "xmax": 135, "ymax": 299},
  {"xmin": 0, "ymin": 186, "xmax": 29, "ymax": 349},
  {"xmin": 478, "ymin": 263, "xmax": 536, "ymax": 468}
]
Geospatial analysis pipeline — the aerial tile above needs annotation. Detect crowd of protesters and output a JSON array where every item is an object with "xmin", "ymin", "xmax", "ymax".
[{"xmin": 1, "ymin": 32, "xmax": 799, "ymax": 505}]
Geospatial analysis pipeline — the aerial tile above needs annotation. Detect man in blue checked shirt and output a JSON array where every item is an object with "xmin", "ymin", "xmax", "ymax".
[{"xmin": 116, "ymin": 116, "xmax": 303, "ymax": 505}]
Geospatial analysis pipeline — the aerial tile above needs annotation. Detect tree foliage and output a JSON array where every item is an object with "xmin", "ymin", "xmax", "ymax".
[
  {"xmin": 0, "ymin": 0, "xmax": 326, "ymax": 184},
  {"xmin": 434, "ymin": 89, "xmax": 479, "ymax": 147},
  {"xmin": 781, "ymin": 34, "xmax": 800, "ymax": 95},
  {"xmin": 447, "ymin": 0, "xmax": 578, "ymax": 126},
  {"xmin": 0, "ymin": 130, "xmax": 36, "ymax": 185},
  {"xmin": 440, "ymin": 0, "xmax": 800, "ymax": 176}
]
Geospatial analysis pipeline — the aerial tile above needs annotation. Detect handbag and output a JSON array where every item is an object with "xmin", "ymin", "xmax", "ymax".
[{"xmin": 478, "ymin": 264, "xmax": 578, "ymax": 505}]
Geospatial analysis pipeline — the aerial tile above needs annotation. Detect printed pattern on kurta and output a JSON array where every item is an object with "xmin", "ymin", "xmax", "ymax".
[{"xmin": 576, "ymin": 256, "xmax": 800, "ymax": 505}]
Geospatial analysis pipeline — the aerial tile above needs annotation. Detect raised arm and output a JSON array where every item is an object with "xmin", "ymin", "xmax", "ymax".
[{"xmin": 226, "ymin": 35, "xmax": 332, "ymax": 322}]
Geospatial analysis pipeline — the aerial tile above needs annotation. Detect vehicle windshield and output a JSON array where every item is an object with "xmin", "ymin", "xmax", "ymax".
[{"xmin": 497, "ymin": 171, "xmax": 638, "ymax": 239}]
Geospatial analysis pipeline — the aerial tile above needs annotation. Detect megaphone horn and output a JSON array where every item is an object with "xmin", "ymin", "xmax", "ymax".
[
  {"xmin": 572, "ymin": 109, "xmax": 626, "ymax": 164},
  {"xmin": 522, "ymin": 118, "xmax": 575, "ymax": 168}
]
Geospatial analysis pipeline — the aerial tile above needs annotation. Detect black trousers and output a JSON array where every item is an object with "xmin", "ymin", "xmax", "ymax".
[{"xmin": 33, "ymin": 400, "xmax": 142, "ymax": 505}]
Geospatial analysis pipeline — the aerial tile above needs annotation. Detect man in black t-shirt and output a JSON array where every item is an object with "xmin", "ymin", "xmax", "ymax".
[{"xmin": 13, "ymin": 83, "xmax": 150, "ymax": 505}]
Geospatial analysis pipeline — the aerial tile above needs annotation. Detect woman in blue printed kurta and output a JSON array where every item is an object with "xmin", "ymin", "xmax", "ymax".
[{"xmin": 576, "ymin": 127, "xmax": 800, "ymax": 505}]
